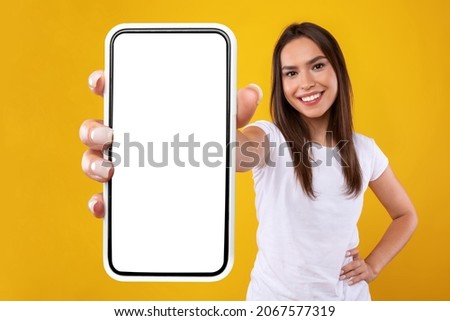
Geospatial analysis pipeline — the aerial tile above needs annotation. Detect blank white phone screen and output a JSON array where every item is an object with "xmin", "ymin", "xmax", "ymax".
[{"xmin": 106, "ymin": 26, "xmax": 234, "ymax": 279}]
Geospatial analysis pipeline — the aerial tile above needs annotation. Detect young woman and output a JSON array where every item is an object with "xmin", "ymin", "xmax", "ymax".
[{"xmin": 80, "ymin": 22, "xmax": 417, "ymax": 300}]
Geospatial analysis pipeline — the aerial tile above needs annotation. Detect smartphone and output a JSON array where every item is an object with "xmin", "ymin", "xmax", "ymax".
[{"xmin": 103, "ymin": 23, "xmax": 236, "ymax": 281}]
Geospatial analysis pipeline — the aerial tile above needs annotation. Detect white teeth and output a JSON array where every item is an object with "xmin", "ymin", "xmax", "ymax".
[{"xmin": 301, "ymin": 92, "xmax": 322, "ymax": 102}]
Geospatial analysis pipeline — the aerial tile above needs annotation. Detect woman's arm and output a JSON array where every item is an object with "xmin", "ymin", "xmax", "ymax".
[
  {"xmin": 236, "ymin": 126, "xmax": 269, "ymax": 172},
  {"xmin": 340, "ymin": 165, "xmax": 418, "ymax": 284}
]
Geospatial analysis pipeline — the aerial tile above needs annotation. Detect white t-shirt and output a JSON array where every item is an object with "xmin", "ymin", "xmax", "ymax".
[{"xmin": 246, "ymin": 121, "xmax": 389, "ymax": 301}]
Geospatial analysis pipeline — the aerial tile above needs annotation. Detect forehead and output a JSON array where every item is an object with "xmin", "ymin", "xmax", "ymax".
[{"xmin": 280, "ymin": 37, "xmax": 325, "ymax": 64}]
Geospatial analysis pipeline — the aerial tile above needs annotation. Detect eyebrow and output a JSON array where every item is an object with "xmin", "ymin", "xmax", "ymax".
[{"xmin": 281, "ymin": 55, "xmax": 328, "ymax": 70}]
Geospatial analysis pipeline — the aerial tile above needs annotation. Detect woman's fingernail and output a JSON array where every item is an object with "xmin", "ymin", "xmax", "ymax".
[
  {"xmin": 248, "ymin": 83, "xmax": 263, "ymax": 105},
  {"xmin": 79, "ymin": 124, "xmax": 88, "ymax": 142},
  {"xmin": 88, "ymin": 197, "xmax": 98, "ymax": 213},
  {"xmin": 339, "ymin": 275, "xmax": 346, "ymax": 280},
  {"xmin": 90, "ymin": 159, "xmax": 112, "ymax": 179},
  {"xmin": 88, "ymin": 71, "xmax": 103, "ymax": 90},
  {"xmin": 346, "ymin": 251, "xmax": 351, "ymax": 256},
  {"xmin": 90, "ymin": 126, "xmax": 113, "ymax": 145}
]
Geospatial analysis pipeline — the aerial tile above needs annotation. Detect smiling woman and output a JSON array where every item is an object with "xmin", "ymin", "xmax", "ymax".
[{"xmin": 237, "ymin": 22, "xmax": 417, "ymax": 300}]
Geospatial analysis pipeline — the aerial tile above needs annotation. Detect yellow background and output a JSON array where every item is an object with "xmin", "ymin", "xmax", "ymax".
[{"xmin": 1, "ymin": 0, "xmax": 449, "ymax": 300}]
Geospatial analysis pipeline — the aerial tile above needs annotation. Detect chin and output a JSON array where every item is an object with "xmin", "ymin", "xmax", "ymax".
[{"xmin": 297, "ymin": 108, "xmax": 330, "ymax": 120}]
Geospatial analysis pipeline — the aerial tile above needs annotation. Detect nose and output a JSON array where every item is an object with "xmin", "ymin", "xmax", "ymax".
[{"xmin": 300, "ymin": 72, "xmax": 316, "ymax": 90}]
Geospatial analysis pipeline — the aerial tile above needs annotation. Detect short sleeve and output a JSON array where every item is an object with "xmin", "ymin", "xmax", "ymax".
[
  {"xmin": 245, "ymin": 120, "xmax": 284, "ymax": 145},
  {"xmin": 247, "ymin": 118, "xmax": 276, "ymax": 131},
  {"xmin": 370, "ymin": 139, "xmax": 389, "ymax": 181}
]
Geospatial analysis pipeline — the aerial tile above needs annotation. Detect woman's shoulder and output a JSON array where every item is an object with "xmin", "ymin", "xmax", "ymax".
[
  {"xmin": 353, "ymin": 132, "xmax": 389, "ymax": 180},
  {"xmin": 352, "ymin": 132, "xmax": 375, "ymax": 147},
  {"xmin": 352, "ymin": 132, "xmax": 386, "ymax": 158},
  {"xmin": 248, "ymin": 120, "xmax": 278, "ymax": 131}
]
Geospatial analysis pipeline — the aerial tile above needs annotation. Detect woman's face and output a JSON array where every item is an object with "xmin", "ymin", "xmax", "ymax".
[{"xmin": 280, "ymin": 37, "xmax": 338, "ymax": 121}]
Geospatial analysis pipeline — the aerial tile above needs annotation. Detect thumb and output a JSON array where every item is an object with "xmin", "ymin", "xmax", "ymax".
[
  {"xmin": 237, "ymin": 84, "xmax": 263, "ymax": 128},
  {"xmin": 346, "ymin": 247, "xmax": 360, "ymax": 260}
]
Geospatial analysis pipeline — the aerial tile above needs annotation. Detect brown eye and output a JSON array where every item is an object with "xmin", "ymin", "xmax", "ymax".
[
  {"xmin": 285, "ymin": 71, "xmax": 297, "ymax": 77},
  {"xmin": 312, "ymin": 63, "xmax": 325, "ymax": 70}
]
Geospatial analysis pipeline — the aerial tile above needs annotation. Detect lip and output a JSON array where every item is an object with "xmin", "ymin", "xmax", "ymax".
[{"xmin": 297, "ymin": 91, "xmax": 324, "ymax": 106}]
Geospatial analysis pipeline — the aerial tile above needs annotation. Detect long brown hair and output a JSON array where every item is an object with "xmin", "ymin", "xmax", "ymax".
[{"xmin": 271, "ymin": 22, "xmax": 362, "ymax": 198}]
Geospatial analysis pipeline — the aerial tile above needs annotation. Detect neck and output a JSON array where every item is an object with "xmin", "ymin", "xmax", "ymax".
[{"xmin": 303, "ymin": 112, "xmax": 333, "ymax": 147}]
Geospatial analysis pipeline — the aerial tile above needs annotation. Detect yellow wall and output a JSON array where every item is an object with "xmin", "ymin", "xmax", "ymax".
[{"xmin": 1, "ymin": 0, "xmax": 449, "ymax": 300}]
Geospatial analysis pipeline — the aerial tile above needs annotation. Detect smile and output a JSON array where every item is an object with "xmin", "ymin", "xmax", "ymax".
[{"xmin": 300, "ymin": 92, "xmax": 322, "ymax": 102}]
